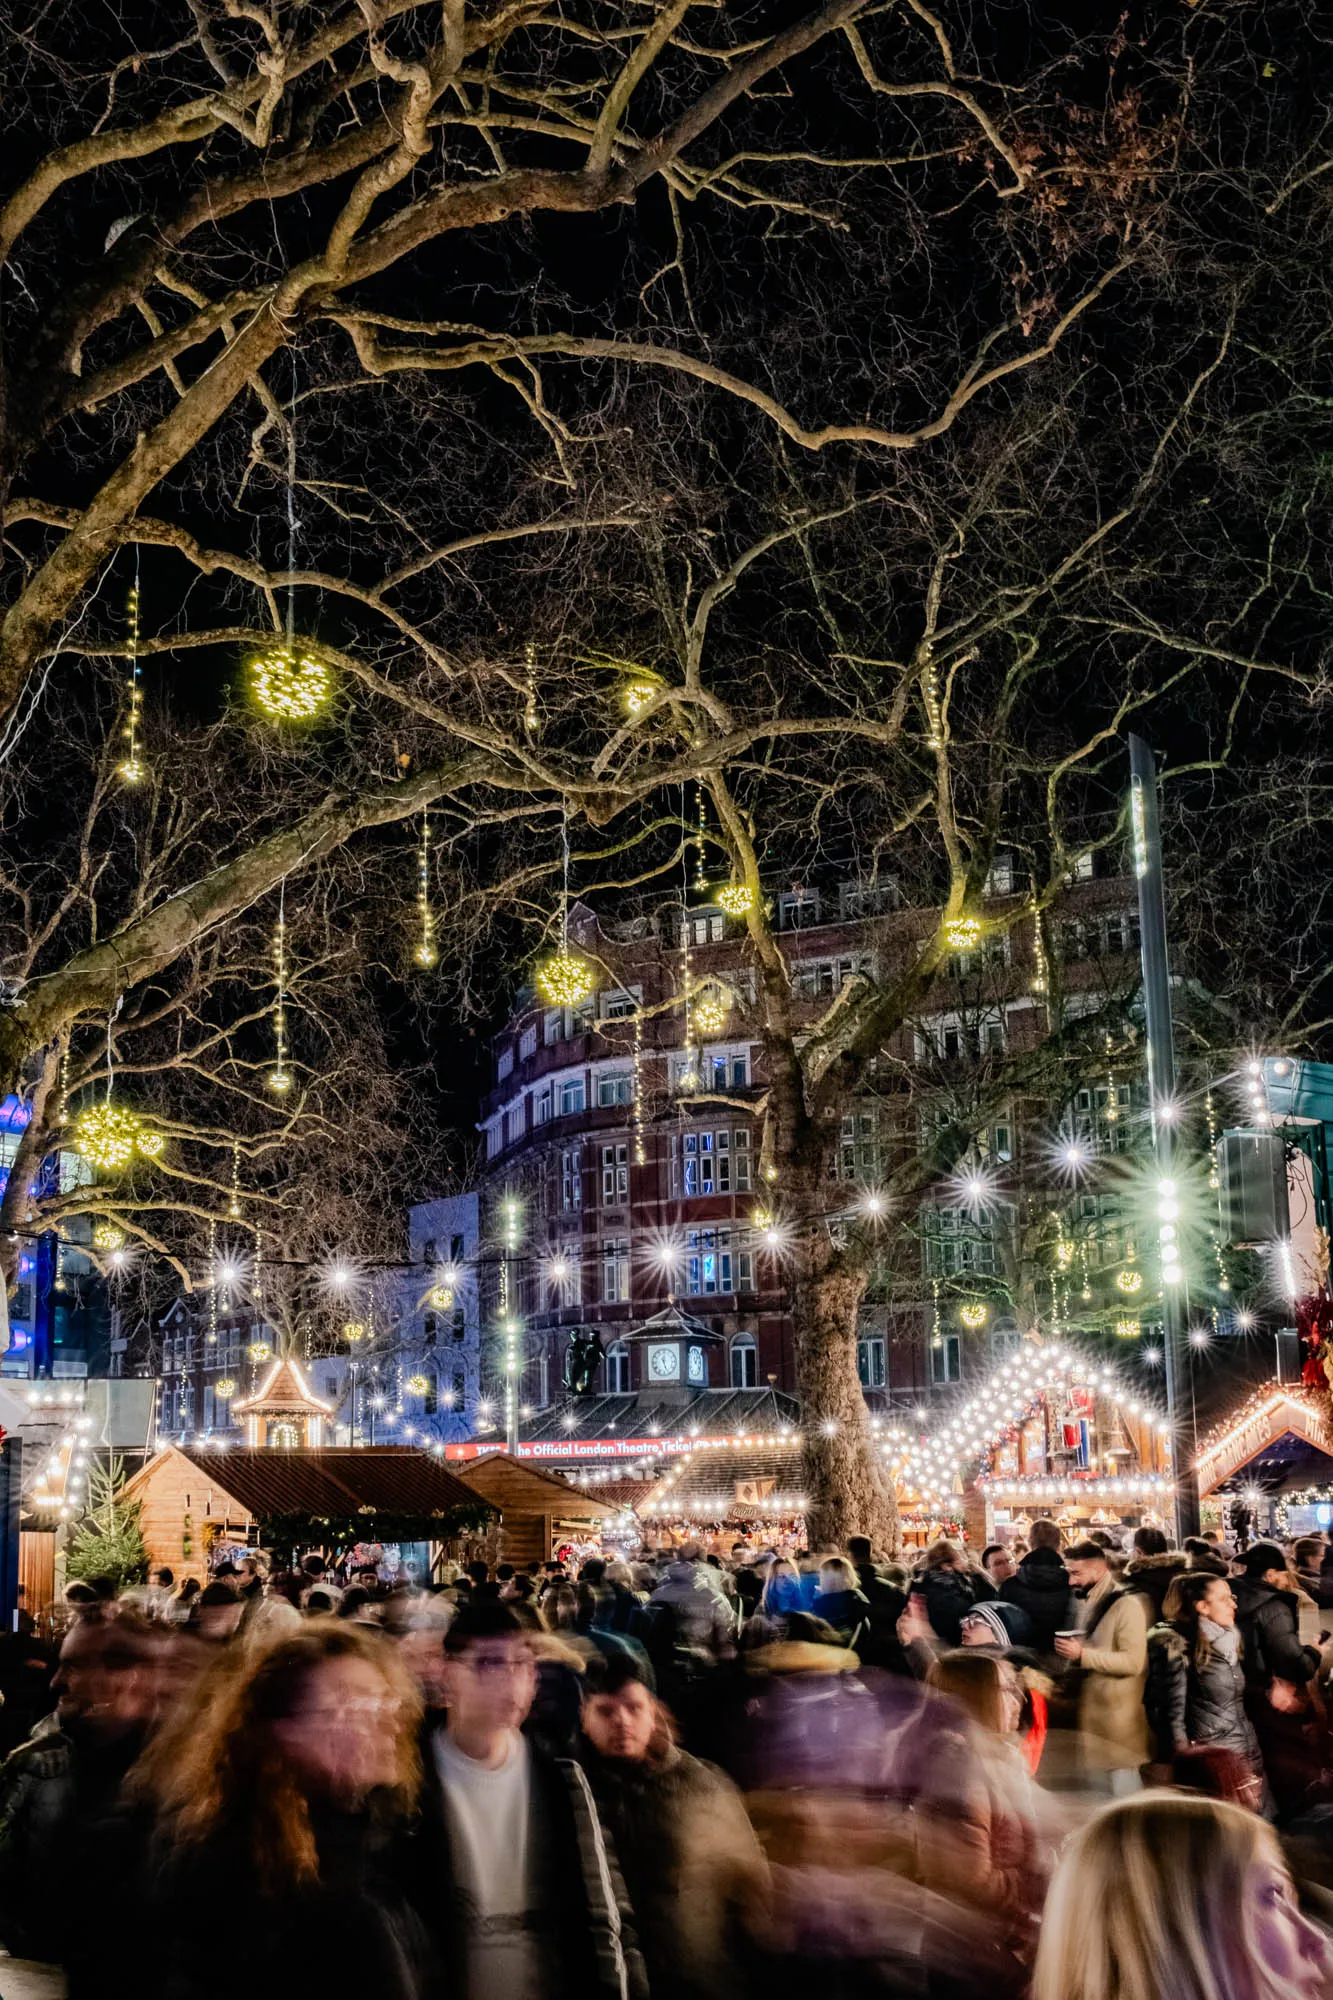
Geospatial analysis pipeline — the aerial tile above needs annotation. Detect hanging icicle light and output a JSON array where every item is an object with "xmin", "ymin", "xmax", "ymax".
[
  {"xmin": 269, "ymin": 892, "xmax": 292, "ymax": 1092},
  {"xmin": 248, "ymin": 645, "xmax": 331, "ymax": 721},
  {"xmin": 415, "ymin": 811, "xmax": 437, "ymax": 967},
  {"xmin": 715, "ymin": 880, "xmax": 754, "ymax": 918},
  {"xmin": 118, "ymin": 576, "xmax": 147, "ymax": 784}
]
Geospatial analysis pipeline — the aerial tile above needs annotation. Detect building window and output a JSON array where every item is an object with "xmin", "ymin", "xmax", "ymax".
[
  {"xmin": 602, "ymin": 1239, "xmax": 630, "ymax": 1304},
  {"xmin": 989, "ymin": 1324, "xmax": 1023, "ymax": 1360},
  {"xmin": 601, "ymin": 1142, "xmax": 629, "ymax": 1205},
  {"xmin": 924, "ymin": 1206, "xmax": 996, "ymax": 1278},
  {"xmin": 545, "ymin": 1009, "xmax": 564, "ymax": 1046},
  {"xmin": 598, "ymin": 1073, "xmax": 633, "ymax": 1107},
  {"xmin": 839, "ymin": 877, "xmax": 897, "ymax": 920},
  {"xmin": 559, "ymin": 1079, "xmax": 586, "ymax": 1116},
  {"xmin": 534, "ymin": 1086, "xmax": 552, "ymax": 1125},
  {"xmin": 605, "ymin": 1341, "xmax": 631, "ymax": 1393},
  {"xmin": 519, "ymin": 1025, "xmax": 537, "ymax": 1061},
  {"xmin": 424, "ymin": 1238, "xmax": 437, "ymax": 1263},
  {"xmin": 452, "ymin": 1310, "xmax": 466, "ymax": 1342},
  {"xmin": 778, "ymin": 887, "xmax": 821, "ymax": 930},
  {"xmin": 793, "ymin": 955, "xmax": 871, "ymax": 999},
  {"xmin": 487, "ymin": 1123, "xmax": 503, "ymax": 1158},
  {"xmin": 423, "ymin": 1314, "xmax": 438, "ymax": 1347},
  {"xmin": 601, "ymin": 989, "xmax": 639, "ymax": 1019},
  {"xmin": 684, "ymin": 1228, "xmax": 751, "ymax": 1296},
  {"xmin": 931, "ymin": 1334, "xmax": 963, "ymax": 1385},
  {"xmin": 497, "ymin": 1048, "xmax": 514, "ymax": 1082},
  {"xmin": 506, "ymin": 1104, "xmax": 525, "ymax": 1146},
  {"xmin": 985, "ymin": 854, "xmax": 1014, "ymax": 896},
  {"xmin": 560, "ymin": 1148, "xmax": 582, "ymax": 1211},
  {"xmin": 857, "ymin": 1336, "xmax": 886, "ymax": 1388},
  {"xmin": 451, "ymin": 1370, "xmax": 466, "ymax": 1406},
  {"xmin": 730, "ymin": 1335, "xmax": 758, "ymax": 1388},
  {"xmin": 684, "ymin": 911, "xmax": 724, "ymax": 946}
]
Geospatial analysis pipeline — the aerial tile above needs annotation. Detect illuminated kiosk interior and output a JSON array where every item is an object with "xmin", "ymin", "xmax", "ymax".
[
  {"xmin": 232, "ymin": 1356, "xmax": 334, "ymax": 1448},
  {"xmin": 1195, "ymin": 1382, "xmax": 1333, "ymax": 1538},
  {"xmin": 893, "ymin": 1341, "xmax": 1174, "ymax": 1547}
]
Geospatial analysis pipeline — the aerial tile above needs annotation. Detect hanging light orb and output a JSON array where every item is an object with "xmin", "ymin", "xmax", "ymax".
[
  {"xmin": 536, "ymin": 950, "xmax": 594, "ymax": 1007},
  {"xmin": 93, "ymin": 1224, "xmax": 124, "ymax": 1251},
  {"xmin": 215, "ymin": 1378, "xmax": 237, "ymax": 1400},
  {"xmin": 343, "ymin": 1321, "xmax": 367, "ymax": 1344},
  {"xmin": 75, "ymin": 1103, "xmax": 142, "ymax": 1172},
  {"xmin": 136, "ymin": 1129, "xmax": 165, "ymax": 1159},
  {"xmin": 715, "ymin": 881, "xmax": 754, "ymax": 918},
  {"xmin": 248, "ymin": 646, "xmax": 331, "ymax": 721},
  {"xmin": 943, "ymin": 915, "xmax": 982, "ymax": 951},
  {"xmin": 415, "ymin": 943, "xmax": 438, "ymax": 969},
  {"xmin": 1115, "ymin": 1320, "xmax": 1140, "ymax": 1339},
  {"xmin": 118, "ymin": 759, "xmax": 146, "ymax": 785},
  {"xmin": 267, "ymin": 1068, "xmax": 292, "ymax": 1094},
  {"xmin": 691, "ymin": 981, "xmax": 731, "ymax": 1038},
  {"xmin": 1116, "ymin": 1268, "xmax": 1143, "ymax": 1294},
  {"xmin": 406, "ymin": 1373, "xmax": 431, "ymax": 1396},
  {"xmin": 623, "ymin": 680, "xmax": 658, "ymax": 718},
  {"xmin": 959, "ymin": 1302, "xmax": 988, "ymax": 1329},
  {"xmin": 248, "ymin": 1341, "xmax": 272, "ymax": 1363},
  {"xmin": 429, "ymin": 1286, "xmax": 454, "ymax": 1311}
]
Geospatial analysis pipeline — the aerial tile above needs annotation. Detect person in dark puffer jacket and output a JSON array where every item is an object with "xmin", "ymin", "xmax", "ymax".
[
  {"xmin": 1145, "ymin": 1572, "xmax": 1263, "ymax": 1797},
  {"xmin": 1123, "ymin": 1536, "xmax": 1189, "ymax": 1627},
  {"xmin": 1000, "ymin": 1520, "xmax": 1073, "ymax": 1657},
  {"xmin": 914, "ymin": 1541, "xmax": 997, "ymax": 1646}
]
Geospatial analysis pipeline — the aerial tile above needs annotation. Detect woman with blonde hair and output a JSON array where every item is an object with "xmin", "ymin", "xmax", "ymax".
[
  {"xmin": 139, "ymin": 1621, "xmax": 433, "ymax": 2000},
  {"xmin": 1033, "ymin": 1791, "xmax": 1330, "ymax": 2000}
]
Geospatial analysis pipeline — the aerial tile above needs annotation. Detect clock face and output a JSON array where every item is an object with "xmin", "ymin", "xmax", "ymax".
[
  {"xmin": 687, "ymin": 1345, "xmax": 706, "ymax": 1384},
  {"xmin": 648, "ymin": 1343, "xmax": 680, "ymax": 1382}
]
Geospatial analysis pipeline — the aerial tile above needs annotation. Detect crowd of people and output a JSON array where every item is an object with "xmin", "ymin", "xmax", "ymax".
[{"xmin": 2, "ymin": 1520, "xmax": 1333, "ymax": 2000}]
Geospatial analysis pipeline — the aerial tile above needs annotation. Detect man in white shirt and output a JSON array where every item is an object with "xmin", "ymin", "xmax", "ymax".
[{"xmin": 418, "ymin": 1602, "xmax": 644, "ymax": 2000}]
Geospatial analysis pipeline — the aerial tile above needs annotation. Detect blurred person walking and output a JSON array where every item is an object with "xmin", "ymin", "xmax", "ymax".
[
  {"xmin": 420, "ymin": 1600, "xmax": 644, "ymax": 2000},
  {"xmin": 1032, "ymin": 1790, "xmax": 1330, "ymax": 2000},
  {"xmin": 578, "ymin": 1653, "xmax": 768, "ymax": 2000},
  {"xmin": 139, "ymin": 1622, "xmax": 432, "ymax": 2000},
  {"xmin": 1055, "ymin": 1541, "xmax": 1149, "ymax": 1790},
  {"xmin": 914, "ymin": 1541, "xmax": 997, "ymax": 1646},
  {"xmin": 1000, "ymin": 1519, "xmax": 1073, "ymax": 1658}
]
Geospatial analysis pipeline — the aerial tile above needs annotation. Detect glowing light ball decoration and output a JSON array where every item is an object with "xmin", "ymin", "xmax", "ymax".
[
  {"xmin": 248, "ymin": 1341, "xmax": 272, "ymax": 1363},
  {"xmin": 75, "ymin": 1104, "xmax": 142, "ymax": 1172},
  {"xmin": 136, "ymin": 1129, "xmax": 166, "ymax": 1159},
  {"xmin": 944, "ymin": 915, "xmax": 982, "ymax": 951},
  {"xmin": 406, "ymin": 1373, "xmax": 430, "ymax": 1396},
  {"xmin": 536, "ymin": 950, "xmax": 594, "ymax": 1008},
  {"xmin": 248, "ymin": 646, "xmax": 331, "ymax": 721},
  {"xmin": 342, "ymin": 1322, "xmax": 367, "ymax": 1344},
  {"xmin": 1116, "ymin": 1268, "xmax": 1143, "ymax": 1295},
  {"xmin": 623, "ymin": 680, "xmax": 658, "ymax": 717},
  {"xmin": 715, "ymin": 881, "xmax": 754, "ymax": 917},
  {"xmin": 215, "ymin": 1379, "xmax": 237, "ymax": 1400},
  {"xmin": 959, "ymin": 1302, "xmax": 988, "ymax": 1329},
  {"xmin": 429, "ymin": 1286, "xmax": 454, "ymax": 1311},
  {"xmin": 1115, "ymin": 1319, "xmax": 1140, "ymax": 1339},
  {"xmin": 93, "ymin": 1225, "xmax": 124, "ymax": 1251},
  {"xmin": 692, "ymin": 982, "xmax": 731, "ymax": 1038}
]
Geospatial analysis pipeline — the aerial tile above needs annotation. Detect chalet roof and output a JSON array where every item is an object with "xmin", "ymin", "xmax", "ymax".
[
  {"xmin": 641, "ymin": 1433, "xmax": 806, "ymax": 1521},
  {"xmin": 232, "ymin": 1356, "xmax": 333, "ymax": 1418},
  {"xmin": 1196, "ymin": 1384, "xmax": 1333, "ymax": 1496},
  {"xmin": 136, "ymin": 1445, "xmax": 490, "ymax": 1524},
  {"xmin": 453, "ymin": 1452, "xmax": 619, "ymax": 1519},
  {"xmin": 623, "ymin": 1303, "xmax": 724, "ymax": 1346}
]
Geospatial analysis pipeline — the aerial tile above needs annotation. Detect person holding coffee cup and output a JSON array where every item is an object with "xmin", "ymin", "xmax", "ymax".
[{"xmin": 1055, "ymin": 1540, "xmax": 1149, "ymax": 1790}]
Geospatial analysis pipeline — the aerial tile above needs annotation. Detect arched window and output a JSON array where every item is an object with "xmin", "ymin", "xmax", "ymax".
[
  {"xmin": 605, "ymin": 1341, "xmax": 631, "ymax": 1393},
  {"xmin": 730, "ymin": 1335, "xmax": 757, "ymax": 1389}
]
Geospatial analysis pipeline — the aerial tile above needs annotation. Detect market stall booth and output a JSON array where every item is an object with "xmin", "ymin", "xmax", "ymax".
[
  {"xmin": 1194, "ymin": 1381, "xmax": 1333, "ymax": 1540},
  {"xmin": 450, "ymin": 1453, "xmax": 621, "ymax": 1565}
]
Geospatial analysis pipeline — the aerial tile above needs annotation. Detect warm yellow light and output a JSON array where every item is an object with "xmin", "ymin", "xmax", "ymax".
[
  {"xmin": 267, "ymin": 1069, "xmax": 292, "ymax": 1094},
  {"xmin": 118, "ymin": 759, "xmax": 146, "ymax": 784},
  {"xmin": 75, "ymin": 1104, "xmax": 141, "ymax": 1172},
  {"xmin": 715, "ymin": 882, "xmax": 754, "ymax": 917},
  {"xmin": 248, "ymin": 1341, "xmax": 272, "ymax": 1362},
  {"xmin": 1115, "ymin": 1320, "xmax": 1140, "ymax": 1339},
  {"xmin": 248, "ymin": 646, "xmax": 330, "ymax": 721},
  {"xmin": 959, "ymin": 1302, "xmax": 988, "ymax": 1329},
  {"xmin": 943, "ymin": 916, "xmax": 982, "ymax": 951},
  {"xmin": 429, "ymin": 1287, "xmax": 454, "ymax": 1311},
  {"xmin": 136, "ymin": 1129, "xmax": 165, "ymax": 1159},
  {"xmin": 536, "ymin": 950, "xmax": 594, "ymax": 1007},
  {"xmin": 692, "ymin": 982, "xmax": 731, "ymax": 1038},
  {"xmin": 624, "ymin": 680, "xmax": 658, "ymax": 717},
  {"xmin": 215, "ymin": 1378, "xmax": 237, "ymax": 1399},
  {"xmin": 343, "ymin": 1322, "xmax": 367, "ymax": 1344},
  {"xmin": 1116, "ymin": 1268, "xmax": 1143, "ymax": 1294},
  {"xmin": 406, "ymin": 1373, "xmax": 430, "ymax": 1396},
  {"xmin": 93, "ymin": 1224, "xmax": 124, "ymax": 1250}
]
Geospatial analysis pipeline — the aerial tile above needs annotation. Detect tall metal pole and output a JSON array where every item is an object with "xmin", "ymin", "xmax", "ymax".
[
  {"xmin": 1128, "ymin": 734, "xmax": 1200, "ymax": 1539},
  {"xmin": 503, "ymin": 1196, "xmax": 521, "ymax": 1455}
]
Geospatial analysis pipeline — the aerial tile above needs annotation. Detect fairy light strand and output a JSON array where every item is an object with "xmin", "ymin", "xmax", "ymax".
[
  {"xmin": 416, "ymin": 812, "xmax": 437, "ymax": 967},
  {"xmin": 118, "ymin": 563, "xmax": 146, "ymax": 784},
  {"xmin": 269, "ymin": 888, "xmax": 291, "ymax": 1093}
]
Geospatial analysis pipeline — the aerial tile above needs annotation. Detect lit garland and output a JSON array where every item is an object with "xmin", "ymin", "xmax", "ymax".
[
  {"xmin": 118, "ymin": 577, "xmax": 147, "ymax": 784},
  {"xmin": 930, "ymin": 1278, "xmax": 943, "ymax": 1350},
  {"xmin": 959, "ymin": 1301, "xmax": 988, "ymax": 1329},
  {"xmin": 694, "ymin": 784, "xmax": 708, "ymax": 894},
  {"xmin": 269, "ymin": 894, "xmax": 292, "ymax": 1092},
  {"xmin": 921, "ymin": 653, "xmax": 943, "ymax": 749},
  {"xmin": 716, "ymin": 881, "xmax": 754, "ymax": 918},
  {"xmin": 415, "ymin": 812, "xmax": 437, "ymax": 967},
  {"xmin": 1104, "ymin": 1033, "xmax": 1119, "ymax": 1123},
  {"xmin": 1030, "ymin": 901, "xmax": 1048, "ymax": 996},
  {"xmin": 943, "ymin": 915, "xmax": 982, "ymax": 951},
  {"xmin": 524, "ymin": 642, "xmax": 539, "ymax": 736},
  {"xmin": 228, "ymin": 1140, "xmax": 242, "ymax": 1221},
  {"xmin": 1115, "ymin": 1318, "xmax": 1140, "ymax": 1339}
]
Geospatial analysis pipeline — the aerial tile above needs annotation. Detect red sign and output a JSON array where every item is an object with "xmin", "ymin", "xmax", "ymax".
[{"xmin": 446, "ymin": 1434, "xmax": 692, "ymax": 1464}]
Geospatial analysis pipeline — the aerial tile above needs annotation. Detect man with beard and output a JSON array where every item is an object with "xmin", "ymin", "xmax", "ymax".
[{"xmin": 0, "ymin": 1605, "xmax": 169, "ymax": 1997}]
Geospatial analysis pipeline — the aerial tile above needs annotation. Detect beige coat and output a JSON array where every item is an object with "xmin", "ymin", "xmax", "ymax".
[{"xmin": 1077, "ymin": 1574, "xmax": 1149, "ymax": 1771}]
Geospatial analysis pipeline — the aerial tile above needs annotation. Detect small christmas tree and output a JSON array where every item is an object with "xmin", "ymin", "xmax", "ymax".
[{"xmin": 64, "ymin": 1453, "xmax": 149, "ymax": 1593}]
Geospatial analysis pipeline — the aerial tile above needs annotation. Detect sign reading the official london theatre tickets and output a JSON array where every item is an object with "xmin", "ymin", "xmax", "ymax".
[{"xmin": 446, "ymin": 1435, "xmax": 694, "ymax": 1463}]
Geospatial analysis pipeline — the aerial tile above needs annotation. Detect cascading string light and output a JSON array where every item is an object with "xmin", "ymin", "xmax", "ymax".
[
  {"xmin": 268, "ymin": 888, "xmax": 292, "ymax": 1093},
  {"xmin": 118, "ymin": 567, "xmax": 147, "ymax": 784},
  {"xmin": 694, "ymin": 783, "xmax": 708, "ymax": 894},
  {"xmin": 524, "ymin": 641, "xmax": 539, "ymax": 736},
  {"xmin": 677, "ymin": 786, "xmax": 697, "ymax": 1090},
  {"xmin": 536, "ymin": 805, "xmax": 594, "ymax": 1007},
  {"xmin": 415, "ymin": 811, "xmax": 437, "ymax": 967},
  {"xmin": 1104, "ymin": 1032, "xmax": 1119, "ymax": 1124},
  {"xmin": 228, "ymin": 1139, "xmax": 243, "ymax": 1221},
  {"xmin": 246, "ymin": 358, "xmax": 333, "ymax": 724},
  {"xmin": 1030, "ymin": 900, "xmax": 1048, "ymax": 998},
  {"xmin": 632, "ymin": 1011, "xmax": 646, "ymax": 1167}
]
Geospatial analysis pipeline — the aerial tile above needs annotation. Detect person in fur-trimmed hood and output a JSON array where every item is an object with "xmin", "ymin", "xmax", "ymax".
[{"xmin": 1123, "ymin": 1528, "xmax": 1189, "ymax": 1624}]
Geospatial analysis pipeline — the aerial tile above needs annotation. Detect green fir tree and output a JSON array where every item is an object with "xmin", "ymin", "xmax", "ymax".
[{"xmin": 64, "ymin": 1453, "xmax": 149, "ymax": 1593}]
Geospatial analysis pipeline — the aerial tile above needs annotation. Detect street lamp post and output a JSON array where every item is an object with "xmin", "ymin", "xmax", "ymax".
[{"xmin": 1129, "ymin": 733, "xmax": 1200, "ymax": 1540}]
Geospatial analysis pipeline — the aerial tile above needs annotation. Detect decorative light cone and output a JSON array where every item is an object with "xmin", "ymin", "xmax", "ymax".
[
  {"xmin": 536, "ymin": 949, "xmax": 594, "ymax": 1007},
  {"xmin": 75, "ymin": 1104, "xmax": 142, "ymax": 1171},
  {"xmin": 248, "ymin": 646, "xmax": 331, "ymax": 721},
  {"xmin": 715, "ymin": 881, "xmax": 754, "ymax": 917}
]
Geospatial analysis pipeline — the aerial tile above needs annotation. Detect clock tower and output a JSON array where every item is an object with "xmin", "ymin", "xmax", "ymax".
[{"xmin": 627, "ymin": 1303, "xmax": 723, "ymax": 1398}]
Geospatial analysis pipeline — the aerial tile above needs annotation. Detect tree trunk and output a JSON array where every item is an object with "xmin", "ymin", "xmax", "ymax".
[{"xmin": 794, "ymin": 1256, "xmax": 900, "ymax": 1555}]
